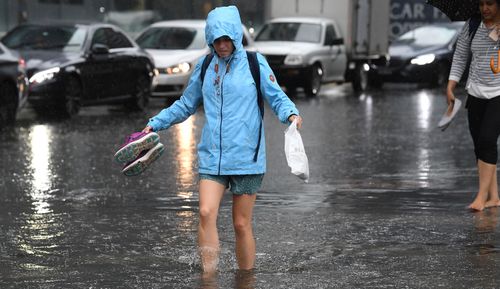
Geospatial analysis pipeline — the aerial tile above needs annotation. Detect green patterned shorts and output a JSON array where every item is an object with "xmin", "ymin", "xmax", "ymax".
[{"xmin": 199, "ymin": 174, "xmax": 264, "ymax": 195}]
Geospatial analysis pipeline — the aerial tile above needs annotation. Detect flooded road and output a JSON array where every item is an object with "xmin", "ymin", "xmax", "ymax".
[{"xmin": 1, "ymin": 84, "xmax": 499, "ymax": 288}]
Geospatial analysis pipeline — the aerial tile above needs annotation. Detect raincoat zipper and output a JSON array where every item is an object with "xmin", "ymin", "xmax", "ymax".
[
  {"xmin": 217, "ymin": 56, "xmax": 234, "ymax": 174},
  {"xmin": 218, "ymin": 79, "xmax": 224, "ymax": 175}
]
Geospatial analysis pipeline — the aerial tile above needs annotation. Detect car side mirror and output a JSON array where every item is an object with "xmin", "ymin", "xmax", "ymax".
[
  {"xmin": 91, "ymin": 43, "xmax": 109, "ymax": 55},
  {"xmin": 327, "ymin": 38, "xmax": 344, "ymax": 46}
]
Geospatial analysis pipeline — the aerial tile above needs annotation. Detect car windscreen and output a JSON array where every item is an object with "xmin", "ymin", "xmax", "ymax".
[
  {"xmin": 393, "ymin": 26, "xmax": 458, "ymax": 46},
  {"xmin": 136, "ymin": 27, "xmax": 205, "ymax": 50},
  {"xmin": 255, "ymin": 22, "xmax": 322, "ymax": 43},
  {"xmin": 1, "ymin": 25, "xmax": 87, "ymax": 52}
]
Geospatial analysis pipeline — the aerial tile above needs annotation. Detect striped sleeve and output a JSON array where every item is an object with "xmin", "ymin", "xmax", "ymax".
[{"xmin": 449, "ymin": 20, "xmax": 471, "ymax": 82}]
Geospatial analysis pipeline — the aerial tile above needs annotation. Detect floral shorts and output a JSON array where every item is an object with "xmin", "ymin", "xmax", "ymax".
[{"xmin": 199, "ymin": 174, "xmax": 264, "ymax": 195}]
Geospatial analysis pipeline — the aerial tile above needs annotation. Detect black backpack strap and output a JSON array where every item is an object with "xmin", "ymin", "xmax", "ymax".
[
  {"xmin": 468, "ymin": 16, "xmax": 481, "ymax": 42},
  {"xmin": 200, "ymin": 53, "xmax": 215, "ymax": 86},
  {"xmin": 466, "ymin": 16, "xmax": 481, "ymax": 73},
  {"xmin": 246, "ymin": 51, "xmax": 263, "ymax": 118},
  {"xmin": 246, "ymin": 51, "xmax": 264, "ymax": 162}
]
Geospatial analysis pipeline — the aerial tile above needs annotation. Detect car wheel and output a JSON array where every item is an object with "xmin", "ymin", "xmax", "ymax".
[
  {"xmin": 304, "ymin": 64, "xmax": 323, "ymax": 97},
  {"xmin": 352, "ymin": 63, "xmax": 368, "ymax": 92},
  {"xmin": 128, "ymin": 74, "xmax": 150, "ymax": 111},
  {"xmin": 61, "ymin": 76, "xmax": 81, "ymax": 117},
  {"xmin": 0, "ymin": 82, "xmax": 18, "ymax": 127},
  {"xmin": 430, "ymin": 62, "xmax": 448, "ymax": 88}
]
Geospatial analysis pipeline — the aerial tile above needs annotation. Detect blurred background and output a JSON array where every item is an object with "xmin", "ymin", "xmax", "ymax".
[{"xmin": 0, "ymin": 0, "xmax": 448, "ymax": 39}]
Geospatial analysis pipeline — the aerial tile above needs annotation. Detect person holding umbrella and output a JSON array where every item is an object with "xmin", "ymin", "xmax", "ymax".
[{"xmin": 446, "ymin": 0, "xmax": 500, "ymax": 211}]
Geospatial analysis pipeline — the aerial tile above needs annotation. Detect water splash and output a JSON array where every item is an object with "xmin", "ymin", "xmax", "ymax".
[{"xmin": 199, "ymin": 246, "xmax": 220, "ymax": 273}]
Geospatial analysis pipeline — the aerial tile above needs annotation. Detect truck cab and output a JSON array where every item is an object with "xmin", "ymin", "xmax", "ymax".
[{"xmin": 253, "ymin": 17, "xmax": 347, "ymax": 96}]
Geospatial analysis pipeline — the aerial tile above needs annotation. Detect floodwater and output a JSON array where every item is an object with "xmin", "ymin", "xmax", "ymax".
[{"xmin": 1, "ymin": 84, "xmax": 499, "ymax": 288}]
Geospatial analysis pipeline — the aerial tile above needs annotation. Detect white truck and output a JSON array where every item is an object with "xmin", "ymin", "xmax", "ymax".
[{"xmin": 258, "ymin": 0, "xmax": 391, "ymax": 92}]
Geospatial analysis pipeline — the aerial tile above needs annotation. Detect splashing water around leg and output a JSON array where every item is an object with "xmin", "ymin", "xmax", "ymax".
[{"xmin": 199, "ymin": 246, "xmax": 220, "ymax": 273}]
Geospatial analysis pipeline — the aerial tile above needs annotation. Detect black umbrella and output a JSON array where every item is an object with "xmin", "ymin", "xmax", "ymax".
[{"xmin": 426, "ymin": 0, "xmax": 480, "ymax": 21}]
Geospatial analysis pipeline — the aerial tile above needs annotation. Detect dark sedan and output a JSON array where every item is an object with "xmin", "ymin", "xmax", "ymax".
[
  {"xmin": 0, "ymin": 42, "xmax": 28, "ymax": 128},
  {"xmin": 1, "ymin": 22, "xmax": 155, "ymax": 117},
  {"xmin": 374, "ymin": 22, "xmax": 465, "ymax": 88}
]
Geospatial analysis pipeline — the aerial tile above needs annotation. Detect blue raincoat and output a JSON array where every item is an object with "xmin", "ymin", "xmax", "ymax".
[{"xmin": 147, "ymin": 6, "xmax": 300, "ymax": 175}]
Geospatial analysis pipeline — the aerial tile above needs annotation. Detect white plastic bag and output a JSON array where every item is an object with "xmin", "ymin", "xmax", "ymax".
[{"xmin": 284, "ymin": 119, "xmax": 309, "ymax": 183}]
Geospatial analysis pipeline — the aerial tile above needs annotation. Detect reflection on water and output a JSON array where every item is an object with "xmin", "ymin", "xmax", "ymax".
[
  {"xmin": 198, "ymin": 270, "xmax": 256, "ymax": 289},
  {"xmin": 234, "ymin": 269, "xmax": 256, "ymax": 289},
  {"xmin": 174, "ymin": 116, "xmax": 198, "ymax": 231},
  {"xmin": 199, "ymin": 272, "xmax": 219, "ymax": 289},
  {"xmin": 417, "ymin": 147, "xmax": 430, "ymax": 187},
  {"xmin": 474, "ymin": 208, "xmax": 499, "ymax": 234},
  {"xmin": 16, "ymin": 124, "xmax": 64, "ymax": 262},
  {"xmin": 176, "ymin": 210, "xmax": 196, "ymax": 232},
  {"xmin": 29, "ymin": 124, "xmax": 54, "ymax": 214},
  {"xmin": 470, "ymin": 208, "xmax": 500, "ymax": 269},
  {"xmin": 361, "ymin": 93, "xmax": 373, "ymax": 134},
  {"xmin": 175, "ymin": 115, "xmax": 196, "ymax": 188},
  {"xmin": 416, "ymin": 91, "xmax": 432, "ymax": 187},
  {"xmin": 417, "ymin": 91, "xmax": 431, "ymax": 130}
]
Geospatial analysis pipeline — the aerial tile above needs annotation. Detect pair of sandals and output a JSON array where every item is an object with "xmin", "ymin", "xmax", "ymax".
[{"xmin": 114, "ymin": 132, "xmax": 165, "ymax": 176}]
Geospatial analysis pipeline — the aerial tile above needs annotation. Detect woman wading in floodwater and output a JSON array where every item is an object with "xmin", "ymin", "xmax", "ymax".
[
  {"xmin": 143, "ymin": 5, "xmax": 303, "ymax": 272},
  {"xmin": 447, "ymin": 0, "xmax": 500, "ymax": 210}
]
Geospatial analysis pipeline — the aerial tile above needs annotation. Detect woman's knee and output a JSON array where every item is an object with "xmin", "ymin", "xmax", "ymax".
[
  {"xmin": 199, "ymin": 206, "xmax": 218, "ymax": 223},
  {"xmin": 477, "ymin": 139, "xmax": 498, "ymax": 164},
  {"xmin": 233, "ymin": 218, "xmax": 252, "ymax": 235}
]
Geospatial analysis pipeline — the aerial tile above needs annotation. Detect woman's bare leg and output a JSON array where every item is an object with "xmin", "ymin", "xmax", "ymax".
[
  {"xmin": 232, "ymin": 193, "xmax": 257, "ymax": 270},
  {"xmin": 486, "ymin": 167, "xmax": 500, "ymax": 208},
  {"xmin": 198, "ymin": 179, "xmax": 225, "ymax": 273},
  {"xmin": 469, "ymin": 160, "xmax": 496, "ymax": 211}
]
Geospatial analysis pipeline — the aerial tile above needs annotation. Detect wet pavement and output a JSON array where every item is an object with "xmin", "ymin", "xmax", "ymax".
[{"xmin": 1, "ymin": 83, "xmax": 499, "ymax": 288}]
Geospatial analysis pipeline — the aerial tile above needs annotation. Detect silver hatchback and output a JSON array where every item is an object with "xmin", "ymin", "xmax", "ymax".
[{"xmin": 136, "ymin": 20, "xmax": 255, "ymax": 99}]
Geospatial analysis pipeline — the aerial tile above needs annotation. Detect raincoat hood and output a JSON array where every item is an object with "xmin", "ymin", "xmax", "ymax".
[{"xmin": 205, "ymin": 6, "xmax": 244, "ymax": 54}]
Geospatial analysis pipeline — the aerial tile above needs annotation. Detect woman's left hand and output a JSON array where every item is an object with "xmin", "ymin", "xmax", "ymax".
[{"xmin": 288, "ymin": 115, "xmax": 303, "ymax": 129}]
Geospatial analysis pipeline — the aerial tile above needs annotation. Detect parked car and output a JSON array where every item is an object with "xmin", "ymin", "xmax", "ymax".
[
  {"xmin": 1, "ymin": 22, "xmax": 155, "ymax": 117},
  {"xmin": 253, "ymin": 17, "xmax": 347, "ymax": 96},
  {"xmin": 0, "ymin": 42, "xmax": 28, "ymax": 128},
  {"xmin": 135, "ymin": 20, "xmax": 255, "ymax": 98},
  {"xmin": 373, "ymin": 22, "xmax": 465, "ymax": 87}
]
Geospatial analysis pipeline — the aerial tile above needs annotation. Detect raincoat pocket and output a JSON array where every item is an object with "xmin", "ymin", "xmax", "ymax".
[{"xmin": 284, "ymin": 120, "xmax": 309, "ymax": 183}]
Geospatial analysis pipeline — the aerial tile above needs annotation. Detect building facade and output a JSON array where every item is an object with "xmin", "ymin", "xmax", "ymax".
[
  {"xmin": 0, "ymin": 0, "xmax": 451, "ymax": 38},
  {"xmin": 0, "ymin": 0, "xmax": 265, "ymax": 37}
]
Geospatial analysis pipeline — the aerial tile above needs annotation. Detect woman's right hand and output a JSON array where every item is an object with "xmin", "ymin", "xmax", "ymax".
[
  {"xmin": 446, "ymin": 90, "xmax": 455, "ymax": 106},
  {"xmin": 446, "ymin": 80, "xmax": 457, "ymax": 105}
]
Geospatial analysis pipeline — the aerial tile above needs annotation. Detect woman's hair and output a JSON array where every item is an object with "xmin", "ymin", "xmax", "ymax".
[{"xmin": 480, "ymin": 0, "xmax": 500, "ymax": 5}]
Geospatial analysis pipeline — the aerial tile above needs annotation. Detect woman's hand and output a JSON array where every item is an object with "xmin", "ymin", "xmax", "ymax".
[
  {"xmin": 142, "ymin": 126, "xmax": 153, "ymax": 133},
  {"xmin": 446, "ymin": 80, "xmax": 457, "ymax": 106},
  {"xmin": 288, "ymin": 114, "xmax": 303, "ymax": 129}
]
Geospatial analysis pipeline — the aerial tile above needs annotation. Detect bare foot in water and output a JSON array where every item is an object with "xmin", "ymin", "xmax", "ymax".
[
  {"xmin": 468, "ymin": 200, "xmax": 486, "ymax": 211},
  {"xmin": 485, "ymin": 199, "xmax": 500, "ymax": 208}
]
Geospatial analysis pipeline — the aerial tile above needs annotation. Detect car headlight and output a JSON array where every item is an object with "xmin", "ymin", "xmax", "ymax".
[
  {"xmin": 284, "ymin": 55, "xmax": 303, "ymax": 65},
  {"xmin": 410, "ymin": 54, "xmax": 436, "ymax": 65},
  {"xmin": 164, "ymin": 62, "xmax": 191, "ymax": 75},
  {"xmin": 29, "ymin": 67, "xmax": 60, "ymax": 84}
]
